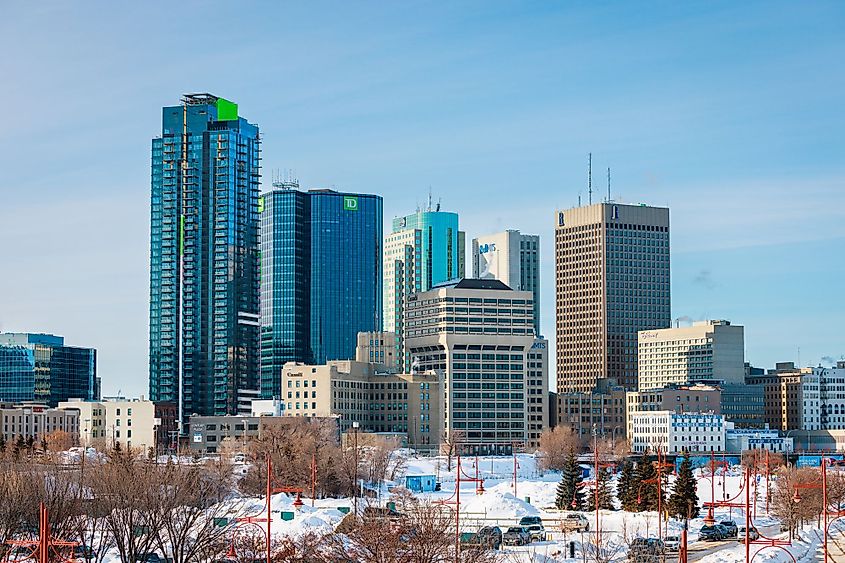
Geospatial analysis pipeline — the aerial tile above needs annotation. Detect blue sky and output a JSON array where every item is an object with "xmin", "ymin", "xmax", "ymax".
[{"xmin": 1, "ymin": 1, "xmax": 843, "ymax": 397}]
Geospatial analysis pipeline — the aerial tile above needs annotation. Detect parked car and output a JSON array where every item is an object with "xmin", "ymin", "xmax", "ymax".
[
  {"xmin": 526, "ymin": 524, "xmax": 547, "ymax": 542},
  {"xmin": 503, "ymin": 526, "xmax": 532, "ymax": 546},
  {"xmin": 628, "ymin": 538, "xmax": 665, "ymax": 562},
  {"xmin": 719, "ymin": 520, "xmax": 738, "ymax": 538},
  {"xmin": 714, "ymin": 524, "xmax": 731, "ymax": 539},
  {"xmin": 560, "ymin": 513, "xmax": 590, "ymax": 532},
  {"xmin": 664, "ymin": 535, "xmax": 681, "ymax": 551},
  {"xmin": 698, "ymin": 525, "xmax": 724, "ymax": 542},
  {"xmin": 738, "ymin": 526, "xmax": 760, "ymax": 541},
  {"xmin": 134, "ymin": 554, "xmax": 166, "ymax": 563},
  {"xmin": 462, "ymin": 526, "xmax": 503, "ymax": 550},
  {"xmin": 519, "ymin": 516, "xmax": 543, "ymax": 527}
]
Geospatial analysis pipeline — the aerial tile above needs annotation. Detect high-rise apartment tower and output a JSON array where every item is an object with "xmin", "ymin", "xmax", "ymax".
[
  {"xmin": 555, "ymin": 202, "xmax": 670, "ymax": 393},
  {"xmin": 149, "ymin": 94, "xmax": 261, "ymax": 424}
]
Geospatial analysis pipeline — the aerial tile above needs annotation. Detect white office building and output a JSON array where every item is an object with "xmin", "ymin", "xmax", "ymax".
[
  {"xmin": 630, "ymin": 410, "xmax": 725, "ymax": 454},
  {"xmin": 405, "ymin": 278, "xmax": 548, "ymax": 452},
  {"xmin": 725, "ymin": 425, "xmax": 793, "ymax": 454},
  {"xmin": 802, "ymin": 363, "xmax": 845, "ymax": 431},
  {"xmin": 638, "ymin": 320, "xmax": 745, "ymax": 391},
  {"xmin": 471, "ymin": 230, "xmax": 541, "ymax": 336}
]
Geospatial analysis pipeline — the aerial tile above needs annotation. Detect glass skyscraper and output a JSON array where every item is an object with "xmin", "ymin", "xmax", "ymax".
[
  {"xmin": 149, "ymin": 94, "xmax": 260, "ymax": 422},
  {"xmin": 383, "ymin": 207, "xmax": 464, "ymax": 369},
  {"xmin": 0, "ymin": 333, "xmax": 97, "ymax": 407},
  {"xmin": 259, "ymin": 185, "xmax": 383, "ymax": 398}
]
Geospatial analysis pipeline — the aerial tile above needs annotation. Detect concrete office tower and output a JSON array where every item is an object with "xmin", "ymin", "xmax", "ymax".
[
  {"xmin": 259, "ymin": 185, "xmax": 383, "ymax": 398},
  {"xmin": 637, "ymin": 320, "xmax": 745, "ymax": 391},
  {"xmin": 0, "ymin": 333, "xmax": 97, "ymax": 407},
  {"xmin": 383, "ymin": 206, "xmax": 465, "ymax": 367},
  {"xmin": 149, "ymin": 94, "xmax": 260, "ymax": 423},
  {"xmin": 356, "ymin": 331, "xmax": 400, "ymax": 372},
  {"xmin": 405, "ymin": 279, "xmax": 548, "ymax": 452},
  {"xmin": 555, "ymin": 202, "xmax": 670, "ymax": 393},
  {"xmin": 472, "ymin": 230, "xmax": 541, "ymax": 337}
]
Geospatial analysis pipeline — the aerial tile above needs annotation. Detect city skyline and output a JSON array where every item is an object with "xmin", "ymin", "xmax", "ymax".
[{"xmin": 2, "ymin": 2, "xmax": 844, "ymax": 397}]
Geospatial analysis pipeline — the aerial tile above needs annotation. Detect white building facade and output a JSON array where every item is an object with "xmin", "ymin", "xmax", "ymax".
[
  {"xmin": 471, "ymin": 230, "xmax": 541, "ymax": 336},
  {"xmin": 725, "ymin": 425, "xmax": 793, "ymax": 454},
  {"xmin": 638, "ymin": 320, "xmax": 745, "ymax": 391},
  {"xmin": 0, "ymin": 403, "xmax": 80, "ymax": 443},
  {"xmin": 802, "ymin": 364, "xmax": 845, "ymax": 431},
  {"xmin": 58, "ymin": 398, "xmax": 159, "ymax": 452},
  {"xmin": 630, "ymin": 410, "xmax": 725, "ymax": 454},
  {"xmin": 405, "ymin": 278, "xmax": 548, "ymax": 452}
]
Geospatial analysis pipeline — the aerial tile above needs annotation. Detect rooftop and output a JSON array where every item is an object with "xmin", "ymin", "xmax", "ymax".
[{"xmin": 430, "ymin": 278, "xmax": 513, "ymax": 291}]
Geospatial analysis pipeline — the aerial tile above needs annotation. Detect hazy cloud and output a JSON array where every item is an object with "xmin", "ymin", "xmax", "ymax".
[{"xmin": 693, "ymin": 270, "xmax": 716, "ymax": 290}]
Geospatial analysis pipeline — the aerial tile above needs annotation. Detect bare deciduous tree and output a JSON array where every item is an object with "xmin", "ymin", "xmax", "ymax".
[
  {"xmin": 440, "ymin": 430, "xmax": 465, "ymax": 472},
  {"xmin": 537, "ymin": 425, "xmax": 584, "ymax": 471}
]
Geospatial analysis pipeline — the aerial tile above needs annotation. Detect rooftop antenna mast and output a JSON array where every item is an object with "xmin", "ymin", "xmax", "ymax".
[
  {"xmin": 428, "ymin": 186, "xmax": 433, "ymax": 212},
  {"xmin": 588, "ymin": 152, "xmax": 593, "ymax": 205},
  {"xmin": 607, "ymin": 167, "xmax": 611, "ymax": 202}
]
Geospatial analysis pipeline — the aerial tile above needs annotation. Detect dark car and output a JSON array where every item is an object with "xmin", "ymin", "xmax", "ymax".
[
  {"xmin": 135, "ymin": 554, "xmax": 166, "ymax": 563},
  {"xmin": 469, "ymin": 526, "xmax": 503, "ymax": 550},
  {"xmin": 628, "ymin": 538, "xmax": 665, "ymax": 562},
  {"xmin": 519, "ymin": 516, "xmax": 543, "ymax": 527},
  {"xmin": 503, "ymin": 526, "xmax": 532, "ymax": 546},
  {"xmin": 719, "ymin": 520, "xmax": 738, "ymax": 539},
  {"xmin": 714, "ymin": 524, "xmax": 731, "ymax": 539},
  {"xmin": 698, "ymin": 525, "xmax": 723, "ymax": 542}
]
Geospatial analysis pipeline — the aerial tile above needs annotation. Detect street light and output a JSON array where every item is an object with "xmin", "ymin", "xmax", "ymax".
[{"xmin": 352, "ymin": 421, "xmax": 359, "ymax": 518}]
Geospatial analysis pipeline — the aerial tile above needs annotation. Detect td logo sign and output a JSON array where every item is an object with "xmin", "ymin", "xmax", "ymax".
[{"xmin": 343, "ymin": 196, "xmax": 359, "ymax": 211}]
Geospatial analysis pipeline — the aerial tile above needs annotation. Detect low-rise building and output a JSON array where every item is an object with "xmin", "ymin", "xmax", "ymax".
[
  {"xmin": 626, "ymin": 384, "xmax": 721, "ymax": 437},
  {"xmin": 0, "ymin": 402, "xmax": 80, "ymax": 443},
  {"xmin": 58, "ymin": 397, "xmax": 158, "ymax": 452},
  {"xmin": 630, "ymin": 410, "xmax": 725, "ymax": 454},
  {"xmin": 188, "ymin": 414, "xmax": 340, "ymax": 453},
  {"xmin": 558, "ymin": 384, "xmax": 627, "ymax": 442},
  {"xmin": 720, "ymin": 383, "xmax": 767, "ymax": 428},
  {"xmin": 281, "ymin": 360, "xmax": 441, "ymax": 450},
  {"xmin": 725, "ymin": 425, "xmax": 793, "ymax": 454}
]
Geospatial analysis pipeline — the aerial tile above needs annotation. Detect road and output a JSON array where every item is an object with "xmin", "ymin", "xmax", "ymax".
[{"xmin": 665, "ymin": 522, "xmax": 783, "ymax": 562}]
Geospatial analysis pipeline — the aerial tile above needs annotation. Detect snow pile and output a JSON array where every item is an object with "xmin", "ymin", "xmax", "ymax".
[
  {"xmin": 487, "ymin": 480, "xmax": 557, "ymax": 509},
  {"xmin": 461, "ymin": 490, "xmax": 539, "ymax": 518}
]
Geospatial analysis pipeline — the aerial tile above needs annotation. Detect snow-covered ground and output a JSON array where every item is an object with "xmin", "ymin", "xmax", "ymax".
[{"xmin": 85, "ymin": 451, "xmax": 844, "ymax": 562}]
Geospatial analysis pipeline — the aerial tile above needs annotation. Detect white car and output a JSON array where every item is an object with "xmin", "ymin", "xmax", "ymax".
[{"xmin": 664, "ymin": 536, "xmax": 680, "ymax": 551}]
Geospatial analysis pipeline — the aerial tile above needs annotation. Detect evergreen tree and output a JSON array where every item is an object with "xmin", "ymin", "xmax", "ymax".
[
  {"xmin": 555, "ymin": 450, "xmax": 586, "ymax": 510},
  {"xmin": 586, "ymin": 466, "xmax": 616, "ymax": 511},
  {"xmin": 0, "ymin": 434, "xmax": 6, "ymax": 454},
  {"xmin": 13, "ymin": 435, "xmax": 24, "ymax": 461},
  {"xmin": 617, "ymin": 459, "xmax": 637, "ymax": 511},
  {"xmin": 25, "ymin": 435, "xmax": 35, "ymax": 453},
  {"xmin": 668, "ymin": 453, "xmax": 700, "ymax": 519},
  {"xmin": 40, "ymin": 436, "xmax": 48, "ymax": 452},
  {"xmin": 634, "ymin": 457, "xmax": 659, "ymax": 512}
]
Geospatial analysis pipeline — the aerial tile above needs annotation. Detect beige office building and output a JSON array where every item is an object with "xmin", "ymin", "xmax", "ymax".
[
  {"xmin": 404, "ymin": 278, "xmax": 548, "ymax": 452},
  {"xmin": 356, "ymin": 331, "xmax": 400, "ymax": 372},
  {"xmin": 555, "ymin": 202, "xmax": 670, "ymax": 394},
  {"xmin": 637, "ymin": 320, "xmax": 745, "ymax": 391},
  {"xmin": 281, "ymin": 360, "xmax": 441, "ymax": 449},
  {"xmin": 58, "ymin": 398, "xmax": 159, "ymax": 452}
]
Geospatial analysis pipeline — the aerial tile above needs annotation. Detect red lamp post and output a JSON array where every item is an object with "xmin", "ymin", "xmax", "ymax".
[{"xmin": 2, "ymin": 503, "xmax": 78, "ymax": 563}]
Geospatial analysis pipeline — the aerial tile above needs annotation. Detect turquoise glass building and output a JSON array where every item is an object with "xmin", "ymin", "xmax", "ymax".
[{"xmin": 149, "ymin": 94, "xmax": 260, "ymax": 422}]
